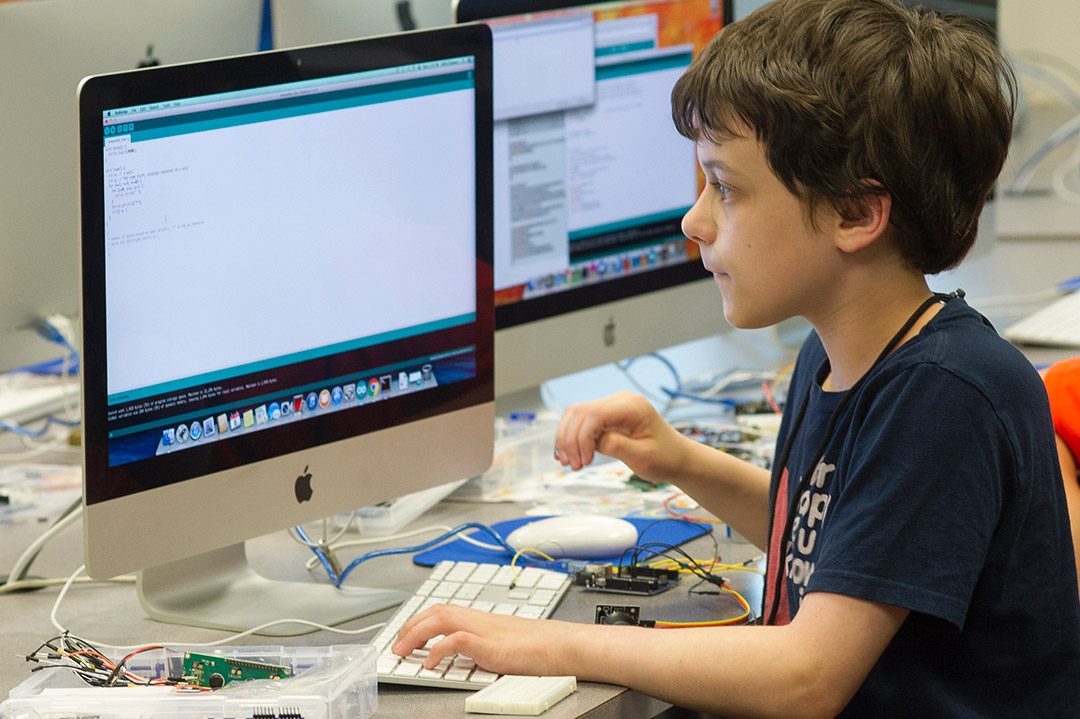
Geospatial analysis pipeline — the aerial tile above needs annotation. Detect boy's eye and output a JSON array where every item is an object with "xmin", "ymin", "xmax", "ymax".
[{"xmin": 709, "ymin": 181, "xmax": 730, "ymax": 198}]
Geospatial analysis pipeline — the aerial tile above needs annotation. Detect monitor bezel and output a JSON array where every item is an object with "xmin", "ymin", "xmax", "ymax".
[{"xmin": 456, "ymin": 0, "xmax": 734, "ymax": 23}]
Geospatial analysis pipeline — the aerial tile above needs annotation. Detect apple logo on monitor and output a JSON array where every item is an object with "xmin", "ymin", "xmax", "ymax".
[
  {"xmin": 603, "ymin": 317, "xmax": 616, "ymax": 348},
  {"xmin": 295, "ymin": 465, "xmax": 313, "ymax": 503},
  {"xmin": 137, "ymin": 44, "xmax": 161, "ymax": 68}
]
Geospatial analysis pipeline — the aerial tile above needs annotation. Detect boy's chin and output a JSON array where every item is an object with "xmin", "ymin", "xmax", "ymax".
[{"xmin": 721, "ymin": 298, "xmax": 798, "ymax": 333}]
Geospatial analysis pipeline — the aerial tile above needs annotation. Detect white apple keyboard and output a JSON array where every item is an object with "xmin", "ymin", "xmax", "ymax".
[
  {"xmin": 1002, "ymin": 291, "xmax": 1080, "ymax": 348},
  {"xmin": 372, "ymin": 560, "xmax": 572, "ymax": 689}
]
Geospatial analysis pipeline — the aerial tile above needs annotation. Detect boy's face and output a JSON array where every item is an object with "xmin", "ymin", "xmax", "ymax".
[{"xmin": 682, "ymin": 129, "xmax": 839, "ymax": 329}]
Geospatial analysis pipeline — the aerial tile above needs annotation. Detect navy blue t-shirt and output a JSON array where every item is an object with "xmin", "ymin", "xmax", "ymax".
[{"xmin": 764, "ymin": 298, "xmax": 1080, "ymax": 715}]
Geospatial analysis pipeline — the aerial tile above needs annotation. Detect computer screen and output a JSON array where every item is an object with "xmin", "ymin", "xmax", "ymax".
[
  {"xmin": 454, "ymin": 0, "xmax": 732, "ymax": 398},
  {"xmin": 78, "ymin": 24, "xmax": 494, "ymax": 634},
  {"xmin": 0, "ymin": 0, "xmax": 264, "ymax": 374}
]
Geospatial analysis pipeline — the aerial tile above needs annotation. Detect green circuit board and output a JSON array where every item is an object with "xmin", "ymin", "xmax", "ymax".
[{"xmin": 182, "ymin": 652, "xmax": 291, "ymax": 689}]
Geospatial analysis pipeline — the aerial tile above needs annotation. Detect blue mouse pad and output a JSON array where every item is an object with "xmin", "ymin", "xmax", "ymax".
[{"xmin": 413, "ymin": 516, "xmax": 711, "ymax": 567}]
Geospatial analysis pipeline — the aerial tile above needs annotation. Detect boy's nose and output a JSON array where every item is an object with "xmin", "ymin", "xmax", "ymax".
[{"xmin": 681, "ymin": 189, "xmax": 714, "ymax": 246}]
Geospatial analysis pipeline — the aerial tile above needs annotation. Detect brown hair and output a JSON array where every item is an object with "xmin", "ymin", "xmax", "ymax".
[{"xmin": 671, "ymin": 0, "xmax": 1015, "ymax": 274}]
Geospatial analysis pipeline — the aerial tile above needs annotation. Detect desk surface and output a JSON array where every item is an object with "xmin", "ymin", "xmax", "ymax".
[{"xmin": 0, "ymin": 440, "xmax": 762, "ymax": 718}]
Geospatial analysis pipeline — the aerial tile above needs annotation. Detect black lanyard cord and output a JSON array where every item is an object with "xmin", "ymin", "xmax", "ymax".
[{"xmin": 763, "ymin": 290, "xmax": 963, "ymax": 625}]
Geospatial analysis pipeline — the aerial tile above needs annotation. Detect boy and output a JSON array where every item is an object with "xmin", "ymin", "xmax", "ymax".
[{"xmin": 393, "ymin": 0, "xmax": 1080, "ymax": 715}]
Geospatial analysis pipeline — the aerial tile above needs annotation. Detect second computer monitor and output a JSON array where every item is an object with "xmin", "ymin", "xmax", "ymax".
[{"xmin": 456, "ymin": 0, "xmax": 732, "ymax": 397}]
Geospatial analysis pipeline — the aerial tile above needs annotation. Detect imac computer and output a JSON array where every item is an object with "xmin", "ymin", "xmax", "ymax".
[
  {"xmin": 0, "ymin": 0, "xmax": 264, "ymax": 374},
  {"xmin": 271, "ymin": 0, "xmax": 455, "ymax": 49},
  {"xmin": 77, "ymin": 24, "xmax": 494, "ymax": 634},
  {"xmin": 454, "ymin": 0, "xmax": 733, "ymax": 398}
]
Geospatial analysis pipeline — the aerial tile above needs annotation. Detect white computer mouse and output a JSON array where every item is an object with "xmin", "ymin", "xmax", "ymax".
[{"xmin": 505, "ymin": 515, "xmax": 638, "ymax": 559}]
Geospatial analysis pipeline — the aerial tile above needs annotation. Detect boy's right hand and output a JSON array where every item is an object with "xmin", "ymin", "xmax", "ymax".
[{"xmin": 553, "ymin": 390, "xmax": 684, "ymax": 481}]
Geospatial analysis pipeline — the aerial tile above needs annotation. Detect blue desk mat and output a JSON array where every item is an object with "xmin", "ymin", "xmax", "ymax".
[{"xmin": 413, "ymin": 516, "xmax": 710, "ymax": 567}]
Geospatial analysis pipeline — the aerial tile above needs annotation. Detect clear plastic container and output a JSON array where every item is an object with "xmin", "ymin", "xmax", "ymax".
[
  {"xmin": 353, "ymin": 479, "xmax": 467, "ymax": 535},
  {"xmin": 0, "ymin": 644, "xmax": 377, "ymax": 719},
  {"xmin": 451, "ymin": 417, "xmax": 562, "ymax": 501}
]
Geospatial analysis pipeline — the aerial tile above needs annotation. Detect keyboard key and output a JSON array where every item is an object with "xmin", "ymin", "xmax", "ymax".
[
  {"xmin": 469, "ymin": 563, "xmax": 499, "ymax": 583},
  {"xmin": 469, "ymin": 670, "xmax": 500, "ymax": 685},
  {"xmin": 444, "ymin": 666, "xmax": 474, "ymax": 682},
  {"xmin": 457, "ymin": 583, "xmax": 485, "ymax": 600},
  {"xmin": 537, "ymin": 574, "xmax": 567, "ymax": 591},
  {"xmin": 377, "ymin": 655, "xmax": 401, "ymax": 673},
  {"xmin": 392, "ymin": 661, "xmax": 424, "ymax": 678},
  {"xmin": 529, "ymin": 590, "xmax": 557, "ymax": 606},
  {"xmin": 447, "ymin": 562, "xmax": 479, "ymax": 581},
  {"xmin": 516, "ymin": 606, "xmax": 545, "ymax": 619},
  {"xmin": 430, "ymin": 561, "xmax": 454, "ymax": 580},
  {"xmin": 432, "ymin": 581, "xmax": 461, "ymax": 599},
  {"xmin": 490, "ymin": 567, "xmax": 516, "ymax": 587},
  {"xmin": 515, "ymin": 569, "xmax": 541, "ymax": 588}
]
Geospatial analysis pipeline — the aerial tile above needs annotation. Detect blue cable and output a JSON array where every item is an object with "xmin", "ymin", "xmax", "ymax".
[
  {"xmin": 9, "ymin": 319, "xmax": 81, "ymax": 376},
  {"xmin": 0, "ymin": 414, "xmax": 80, "ymax": 437},
  {"xmin": 660, "ymin": 387, "xmax": 740, "ymax": 407},
  {"xmin": 298, "ymin": 521, "xmax": 515, "ymax": 588},
  {"xmin": 620, "ymin": 352, "xmax": 684, "ymax": 394},
  {"xmin": 1058, "ymin": 275, "xmax": 1080, "ymax": 293}
]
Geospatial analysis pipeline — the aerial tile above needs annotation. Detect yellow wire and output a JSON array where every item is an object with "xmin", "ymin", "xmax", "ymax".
[
  {"xmin": 655, "ymin": 584, "xmax": 753, "ymax": 627},
  {"xmin": 509, "ymin": 547, "xmax": 556, "ymax": 583}
]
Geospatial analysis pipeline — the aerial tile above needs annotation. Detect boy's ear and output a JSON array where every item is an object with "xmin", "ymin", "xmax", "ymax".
[{"xmin": 834, "ymin": 189, "xmax": 891, "ymax": 254}]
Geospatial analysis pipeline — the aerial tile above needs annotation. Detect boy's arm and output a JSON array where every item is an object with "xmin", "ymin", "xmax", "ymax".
[
  {"xmin": 394, "ymin": 591, "xmax": 908, "ymax": 719},
  {"xmin": 660, "ymin": 432, "xmax": 774, "ymax": 548},
  {"xmin": 555, "ymin": 391, "xmax": 774, "ymax": 548}
]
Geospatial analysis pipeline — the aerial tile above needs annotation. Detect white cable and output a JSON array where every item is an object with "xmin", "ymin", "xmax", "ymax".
[
  {"xmin": 288, "ymin": 511, "xmax": 356, "ymax": 549},
  {"xmin": 1012, "ymin": 58, "xmax": 1080, "ymax": 110},
  {"xmin": 613, "ymin": 361, "xmax": 670, "ymax": 405},
  {"xmin": 967, "ymin": 286, "xmax": 1065, "ymax": 310},
  {"xmin": 50, "ymin": 565, "xmax": 387, "ymax": 651},
  {"xmin": 1007, "ymin": 112, "xmax": 1080, "ymax": 196},
  {"xmin": 1051, "ymin": 136, "xmax": 1080, "ymax": 204},
  {"xmin": 0, "ymin": 575, "xmax": 134, "ymax": 596},
  {"xmin": 5, "ymin": 504, "xmax": 83, "ymax": 586}
]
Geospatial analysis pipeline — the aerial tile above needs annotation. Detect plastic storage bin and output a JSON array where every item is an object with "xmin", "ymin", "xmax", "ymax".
[{"xmin": 0, "ymin": 644, "xmax": 377, "ymax": 719}]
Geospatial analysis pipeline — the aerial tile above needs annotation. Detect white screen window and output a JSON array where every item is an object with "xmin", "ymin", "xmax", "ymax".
[{"xmin": 103, "ymin": 65, "xmax": 477, "ymax": 395}]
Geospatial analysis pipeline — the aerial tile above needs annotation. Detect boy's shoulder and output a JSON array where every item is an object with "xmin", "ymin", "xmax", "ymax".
[
  {"xmin": 914, "ymin": 298, "xmax": 1041, "ymax": 391},
  {"xmin": 877, "ymin": 298, "xmax": 1051, "ymax": 438},
  {"xmin": 797, "ymin": 298, "xmax": 1043, "ymax": 402}
]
